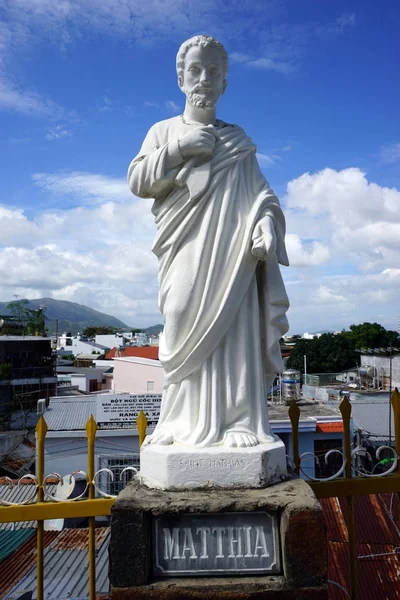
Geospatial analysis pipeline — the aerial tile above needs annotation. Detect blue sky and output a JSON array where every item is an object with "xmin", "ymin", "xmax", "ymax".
[{"xmin": 0, "ymin": 0, "xmax": 399, "ymax": 333}]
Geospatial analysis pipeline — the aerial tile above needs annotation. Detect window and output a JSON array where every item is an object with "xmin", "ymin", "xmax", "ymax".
[
  {"xmin": 314, "ymin": 439, "xmax": 343, "ymax": 479},
  {"xmin": 147, "ymin": 380, "xmax": 155, "ymax": 392},
  {"xmin": 97, "ymin": 454, "xmax": 140, "ymax": 496}
]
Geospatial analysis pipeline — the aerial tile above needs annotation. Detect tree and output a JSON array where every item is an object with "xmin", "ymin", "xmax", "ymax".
[
  {"xmin": 3, "ymin": 299, "xmax": 47, "ymax": 336},
  {"xmin": 286, "ymin": 323, "xmax": 400, "ymax": 375},
  {"xmin": 345, "ymin": 322, "xmax": 400, "ymax": 350},
  {"xmin": 81, "ymin": 326, "xmax": 118, "ymax": 339}
]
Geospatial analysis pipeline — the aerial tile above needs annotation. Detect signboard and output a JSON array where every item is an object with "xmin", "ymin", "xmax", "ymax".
[
  {"xmin": 153, "ymin": 511, "xmax": 280, "ymax": 576},
  {"xmin": 97, "ymin": 393, "xmax": 162, "ymax": 426}
]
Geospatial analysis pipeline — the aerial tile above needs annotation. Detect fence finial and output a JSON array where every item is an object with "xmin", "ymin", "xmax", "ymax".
[{"xmin": 137, "ymin": 410, "xmax": 148, "ymax": 448}]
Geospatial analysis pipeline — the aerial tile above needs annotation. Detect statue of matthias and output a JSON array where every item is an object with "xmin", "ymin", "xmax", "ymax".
[{"xmin": 128, "ymin": 35, "xmax": 289, "ymax": 449}]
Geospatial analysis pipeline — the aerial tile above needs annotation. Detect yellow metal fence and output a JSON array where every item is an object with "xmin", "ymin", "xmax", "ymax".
[{"xmin": 1, "ymin": 391, "xmax": 400, "ymax": 600}]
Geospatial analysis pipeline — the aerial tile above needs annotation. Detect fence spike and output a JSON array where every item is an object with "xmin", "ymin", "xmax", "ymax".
[
  {"xmin": 36, "ymin": 416, "xmax": 48, "ymax": 441},
  {"xmin": 85, "ymin": 414, "xmax": 98, "ymax": 440},
  {"xmin": 339, "ymin": 395, "xmax": 352, "ymax": 424},
  {"xmin": 137, "ymin": 410, "xmax": 148, "ymax": 448}
]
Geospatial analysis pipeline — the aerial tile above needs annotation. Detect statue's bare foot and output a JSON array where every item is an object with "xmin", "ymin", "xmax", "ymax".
[
  {"xmin": 143, "ymin": 429, "xmax": 173, "ymax": 446},
  {"xmin": 224, "ymin": 432, "xmax": 259, "ymax": 448}
]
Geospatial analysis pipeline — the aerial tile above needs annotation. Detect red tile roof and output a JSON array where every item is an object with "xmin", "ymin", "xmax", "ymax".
[
  {"xmin": 105, "ymin": 346, "xmax": 159, "ymax": 360},
  {"xmin": 316, "ymin": 422, "xmax": 344, "ymax": 433}
]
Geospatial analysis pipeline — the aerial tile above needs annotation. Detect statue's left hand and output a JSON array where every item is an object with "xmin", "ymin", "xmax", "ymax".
[{"xmin": 251, "ymin": 215, "xmax": 277, "ymax": 260}]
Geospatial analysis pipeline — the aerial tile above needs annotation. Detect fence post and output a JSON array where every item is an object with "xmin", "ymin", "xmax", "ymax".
[
  {"xmin": 391, "ymin": 388, "xmax": 400, "ymax": 525},
  {"xmin": 340, "ymin": 396, "xmax": 357, "ymax": 600},
  {"xmin": 36, "ymin": 416, "xmax": 48, "ymax": 600},
  {"xmin": 86, "ymin": 415, "xmax": 97, "ymax": 600},
  {"xmin": 288, "ymin": 400, "xmax": 300, "ymax": 476}
]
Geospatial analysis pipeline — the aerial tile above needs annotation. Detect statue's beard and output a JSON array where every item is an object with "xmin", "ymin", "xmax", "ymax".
[{"xmin": 187, "ymin": 91, "xmax": 216, "ymax": 109}]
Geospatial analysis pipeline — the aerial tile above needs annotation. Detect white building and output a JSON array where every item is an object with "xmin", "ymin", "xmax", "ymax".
[
  {"xmin": 57, "ymin": 333, "xmax": 109, "ymax": 357},
  {"xmin": 112, "ymin": 356, "xmax": 163, "ymax": 394},
  {"xmin": 132, "ymin": 332, "xmax": 149, "ymax": 346},
  {"xmin": 95, "ymin": 332, "xmax": 133, "ymax": 349},
  {"xmin": 360, "ymin": 354, "xmax": 400, "ymax": 390},
  {"xmin": 39, "ymin": 394, "xmax": 160, "ymax": 495}
]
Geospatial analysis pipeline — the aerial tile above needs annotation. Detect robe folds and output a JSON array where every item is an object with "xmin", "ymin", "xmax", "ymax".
[{"xmin": 128, "ymin": 116, "xmax": 289, "ymax": 446}]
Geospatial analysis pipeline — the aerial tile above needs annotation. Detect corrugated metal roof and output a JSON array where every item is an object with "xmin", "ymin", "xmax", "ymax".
[
  {"xmin": 321, "ymin": 494, "xmax": 400, "ymax": 599},
  {"xmin": 0, "ymin": 483, "xmax": 57, "ymax": 530},
  {"xmin": 2, "ymin": 527, "xmax": 110, "ymax": 600},
  {"xmin": 328, "ymin": 542, "xmax": 400, "ymax": 600},
  {"xmin": 0, "ymin": 439, "xmax": 36, "ymax": 477},
  {"xmin": 0, "ymin": 530, "xmax": 34, "ymax": 561},
  {"xmin": 0, "ymin": 530, "xmax": 59, "ymax": 599},
  {"xmin": 44, "ymin": 400, "xmax": 96, "ymax": 431}
]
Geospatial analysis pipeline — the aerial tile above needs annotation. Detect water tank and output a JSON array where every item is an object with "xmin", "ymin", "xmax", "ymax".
[
  {"xmin": 359, "ymin": 366, "xmax": 375, "ymax": 378},
  {"xmin": 282, "ymin": 369, "xmax": 301, "ymax": 404}
]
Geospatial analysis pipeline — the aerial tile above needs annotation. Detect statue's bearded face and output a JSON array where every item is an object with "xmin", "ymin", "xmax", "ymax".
[{"xmin": 179, "ymin": 45, "xmax": 226, "ymax": 109}]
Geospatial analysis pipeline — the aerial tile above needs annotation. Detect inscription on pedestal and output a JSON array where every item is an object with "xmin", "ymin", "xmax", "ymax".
[{"xmin": 153, "ymin": 511, "xmax": 280, "ymax": 576}]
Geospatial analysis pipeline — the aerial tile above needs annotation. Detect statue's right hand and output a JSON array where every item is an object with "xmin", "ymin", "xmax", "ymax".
[{"xmin": 179, "ymin": 125, "xmax": 217, "ymax": 160}]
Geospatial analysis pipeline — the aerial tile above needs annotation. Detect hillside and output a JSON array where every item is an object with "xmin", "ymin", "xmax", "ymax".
[
  {"xmin": 0, "ymin": 298, "xmax": 128, "ymax": 335},
  {"xmin": 144, "ymin": 324, "xmax": 164, "ymax": 335}
]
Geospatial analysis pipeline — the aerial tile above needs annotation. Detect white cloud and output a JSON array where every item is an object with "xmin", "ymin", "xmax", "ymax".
[
  {"xmin": 0, "ymin": 77, "xmax": 65, "ymax": 118},
  {"xmin": 315, "ymin": 285, "xmax": 347, "ymax": 304},
  {"xmin": 230, "ymin": 52, "xmax": 293, "ymax": 74},
  {"xmin": 165, "ymin": 100, "xmax": 180, "ymax": 114},
  {"xmin": 286, "ymin": 234, "xmax": 330, "ymax": 267},
  {"xmin": 0, "ymin": 173, "xmax": 159, "ymax": 326},
  {"xmin": 316, "ymin": 12, "xmax": 356, "ymax": 36},
  {"xmin": 256, "ymin": 153, "xmax": 277, "ymax": 167},
  {"xmin": 246, "ymin": 57, "xmax": 293, "ymax": 75},
  {"xmin": 336, "ymin": 13, "xmax": 356, "ymax": 31},
  {"xmin": 2, "ymin": 165, "xmax": 400, "ymax": 332},
  {"xmin": 32, "ymin": 171, "xmax": 132, "ymax": 204},
  {"xmin": 280, "ymin": 167, "xmax": 400, "ymax": 332},
  {"xmin": 285, "ymin": 167, "xmax": 400, "ymax": 272},
  {"xmin": 45, "ymin": 125, "xmax": 72, "ymax": 140},
  {"xmin": 380, "ymin": 142, "xmax": 400, "ymax": 164}
]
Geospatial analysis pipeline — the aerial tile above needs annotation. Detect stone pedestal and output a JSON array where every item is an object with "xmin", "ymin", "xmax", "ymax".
[
  {"xmin": 109, "ymin": 477, "xmax": 328, "ymax": 599},
  {"xmin": 139, "ymin": 437, "xmax": 287, "ymax": 489}
]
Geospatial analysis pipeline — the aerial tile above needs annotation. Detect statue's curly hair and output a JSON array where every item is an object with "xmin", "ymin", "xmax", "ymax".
[{"xmin": 176, "ymin": 35, "xmax": 228, "ymax": 81}]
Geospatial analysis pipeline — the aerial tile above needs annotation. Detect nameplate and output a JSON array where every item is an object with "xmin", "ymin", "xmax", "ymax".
[{"xmin": 153, "ymin": 511, "xmax": 280, "ymax": 576}]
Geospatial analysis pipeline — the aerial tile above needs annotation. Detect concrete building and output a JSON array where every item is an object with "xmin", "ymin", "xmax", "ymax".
[
  {"xmin": 360, "ymin": 353, "xmax": 400, "ymax": 390},
  {"xmin": 57, "ymin": 333, "xmax": 109, "ymax": 357},
  {"xmin": 112, "ymin": 356, "xmax": 163, "ymax": 394},
  {"xmin": 0, "ymin": 336, "xmax": 57, "ymax": 426},
  {"xmin": 56, "ymin": 365, "xmax": 113, "ymax": 393},
  {"xmin": 95, "ymin": 332, "xmax": 133, "ymax": 349},
  {"xmin": 40, "ymin": 394, "xmax": 160, "ymax": 495}
]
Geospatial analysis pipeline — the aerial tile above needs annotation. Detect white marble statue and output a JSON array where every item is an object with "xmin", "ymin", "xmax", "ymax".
[{"xmin": 128, "ymin": 35, "xmax": 289, "ymax": 450}]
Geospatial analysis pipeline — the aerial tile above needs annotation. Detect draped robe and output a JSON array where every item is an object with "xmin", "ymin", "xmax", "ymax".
[{"xmin": 128, "ymin": 116, "xmax": 289, "ymax": 446}]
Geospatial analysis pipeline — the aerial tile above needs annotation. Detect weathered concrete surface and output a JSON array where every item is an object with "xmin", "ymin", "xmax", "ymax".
[
  {"xmin": 114, "ymin": 476, "xmax": 319, "ymax": 515},
  {"xmin": 109, "ymin": 477, "xmax": 327, "ymax": 598},
  {"xmin": 110, "ymin": 577, "xmax": 328, "ymax": 599}
]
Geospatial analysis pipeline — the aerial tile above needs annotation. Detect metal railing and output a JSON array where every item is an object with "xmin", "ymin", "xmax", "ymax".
[{"xmin": 1, "ymin": 391, "xmax": 400, "ymax": 599}]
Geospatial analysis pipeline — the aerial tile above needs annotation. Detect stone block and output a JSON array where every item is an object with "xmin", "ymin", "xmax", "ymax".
[
  {"xmin": 139, "ymin": 438, "xmax": 287, "ymax": 490},
  {"xmin": 109, "ymin": 477, "xmax": 328, "ymax": 598}
]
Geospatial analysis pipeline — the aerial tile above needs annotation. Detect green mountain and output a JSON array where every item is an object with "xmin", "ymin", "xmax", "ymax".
[
  {"xmin": 144, "ymin": 324, "xmax": 164, "ymax": 335},
  {"xmin": 0, "ymin": 298, "xmax": 128, "ymax": 335}
]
